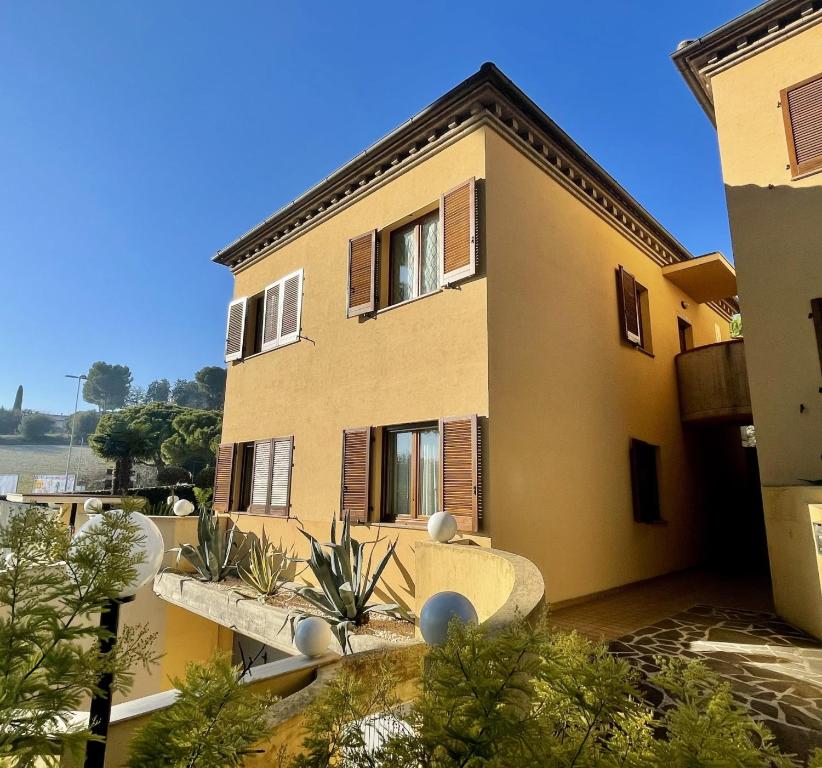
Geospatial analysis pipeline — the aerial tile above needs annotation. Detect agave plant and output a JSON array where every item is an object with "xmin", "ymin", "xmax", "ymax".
[
  {"xmin": 291, "ymin": 512, "xmax": 398, "ymax": 653},
  {"xmin": 174, "ymin": 510, "xmax": 246, "ymax": 582},
  {"xmin": 239, "ymin": 531, "xmax": 292, "ymax": 600}
]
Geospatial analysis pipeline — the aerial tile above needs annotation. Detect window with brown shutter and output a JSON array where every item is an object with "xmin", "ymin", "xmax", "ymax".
[
  {"xmin": 617, "ymin": 266, "xmax": 653, "ymax": 352},
  {"xmin": 781, "ymin": 72, "xmax": 822, "ymax": 178},
  {"xmin": 440, "ymin": 178, "xmax": 477, "ymax": 285},
  {"xmin": 224, "ymin": 298, "xmax": 247, "ymax": 362},
  {"xmin": 340, "ymin": 427, "xmax": 371, "ymax": 523},
  {"xmin": 213, "ymin": 443, "xmax": 235, "ymax": 512},
  {"xmin": 439, "ymin": 414, "xmax": 480, "ymax": 532},
  {"xmin": 347, "ymin": 231, "xmax": 377, "ymax": 317}
]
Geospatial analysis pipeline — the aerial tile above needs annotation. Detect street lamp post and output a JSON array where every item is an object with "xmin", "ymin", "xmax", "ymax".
[
  {"xmin": 74, "ymin": 508, "xmax": 165, "ymax": 768},
  {"xmin": 64, "ymin": 374, "xmax": 87, "ymax": 493}
]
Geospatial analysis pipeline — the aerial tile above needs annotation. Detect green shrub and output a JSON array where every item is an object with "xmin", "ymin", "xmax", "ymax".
[
  {"xmin": 18, "ymin": 412, "xmax": 53, "ymax": 440},
  {"xmin": 127, "ymin": 652, "xmax": 276, "ymax": 768},
  {"xmin": 156, "ymin": 465, "xmax": 191, "ymax": 485},
  {"xmin": 284, "ymin": 618, "xmax": 806, "ymax": 768}
]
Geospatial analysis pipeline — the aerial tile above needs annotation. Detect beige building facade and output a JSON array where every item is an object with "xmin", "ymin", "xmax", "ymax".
[
  {"xmin": 674, "ymin": 0, "xmax": 822, "ymax": 636},
  {"xmin": 213, "ymin": 64, "xmax": 744, "ymax": 608}
]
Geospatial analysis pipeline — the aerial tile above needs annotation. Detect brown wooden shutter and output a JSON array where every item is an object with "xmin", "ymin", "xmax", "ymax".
[
  {"xmin": 279, "ymin": 270, "xmax": 303, "ymax": 345},
  {"xmin": 340, "ymin": 427, "xmax": 371, "ymax": 523},
  {"xmin": 782, "ymin": 73, "xmax": 822, "ymax": 178},
  {"xmin": 439, "ymin": 414, "xmax": 480, "ymax": 532},
  {"xmin": 224, "ymin": 298, "xmax": 247, "ymax": 362},
  {"xmin": 261, "ymin": 282, "xmax": 280, "ymax": 352},
  {"xmin": 269, "ymin": 437, "xmax": 293, "ymax": 517},
  {"xmin": 249, "ymin": 439, "xmax": 272, "ymax": 513},
  {"xmin": 347, "ymin": 231, "xmax": 377, "ymax": 317},
  {"xmin": 213, "ymin": 443, "xmax": 234, "ymax": 512},
  {"xmin": 617, "ymin": 266, "xmax": 641, "ymax": 345},
  {"xmin": 440, "ymin": 178, "xmax": 477, "ymax": 285}
]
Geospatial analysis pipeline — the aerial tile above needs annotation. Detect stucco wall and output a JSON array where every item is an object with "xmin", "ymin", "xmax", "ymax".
[
  {"xmin": 711, "ymin": 22, "xmax": 822, "ymax": 485},
  {"xmin": 220, "ymin": 128, "xmax": 491, "ymax": 605},
  {"xmin": 483, "ymin": 127, "xmax": 731, "ymax": 602}
]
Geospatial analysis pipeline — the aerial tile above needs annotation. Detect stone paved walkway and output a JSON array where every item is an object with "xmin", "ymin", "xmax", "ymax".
[{"xmin": 609, "ymin": 605, "xmax": 822, "ymax": 760}]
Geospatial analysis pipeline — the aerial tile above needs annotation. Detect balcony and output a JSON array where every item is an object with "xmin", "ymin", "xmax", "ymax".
[{"xmin": 675, "ymin": 339, "xmax": 752, "ymax": 424}]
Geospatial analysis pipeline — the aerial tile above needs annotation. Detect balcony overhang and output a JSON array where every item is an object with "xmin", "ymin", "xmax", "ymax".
[
  {"xmin": 662, "ymin": 252, "xmax": 737, "ymax": 304},
  {"xmin": 676, "ymin": 339, "xmax": 752, "ymax": 425}
]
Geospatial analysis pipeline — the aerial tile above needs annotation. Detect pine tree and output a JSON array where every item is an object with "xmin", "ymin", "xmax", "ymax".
[
  {"xmin": 127, "ymin": 652, "xmax": 277, "ymax": 768},
  {"xmin": 0, "ymin": 504, "xmax": 157, "ymax": 764}
]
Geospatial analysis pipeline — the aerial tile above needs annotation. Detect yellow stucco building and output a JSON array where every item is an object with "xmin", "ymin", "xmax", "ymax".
[
  {"xmin": 213, "ymin": 63, "xmax": 744, "ymax": 609},
  {"xmin": 674, "ymin": 0, "xmax": 822, "ymax": 637}
]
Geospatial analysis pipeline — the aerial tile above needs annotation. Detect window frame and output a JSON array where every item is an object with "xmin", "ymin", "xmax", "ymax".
[
  {"xmin": 381, "ymin": 421, "xmax": 439, "ymax": 524},
  {"xmin": 781, "ymin": 71, "xmax": 822, "ymax": 179},
  {"xmin": 233, "ymin": 436, "xmax": 293, "ymax": 516},
  {"xmin": 388, "ymin": 211, "xmax": 440, "ymax": 307}
]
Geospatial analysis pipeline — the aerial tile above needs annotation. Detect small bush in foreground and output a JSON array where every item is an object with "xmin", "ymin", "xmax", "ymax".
[
  {"xmin": 127, "ymin": 652, "xmax": 277, "ymax": 768},
  {"xmin": 284, "ymin": 618, "xmax": 819, "ymax": 768}
]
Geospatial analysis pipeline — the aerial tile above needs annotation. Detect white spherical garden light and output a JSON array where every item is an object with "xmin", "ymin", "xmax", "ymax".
[
  {"xmin": 166, "ymin": 494, "xmax": 180, "ymax": 507},
  {"xmin": 427, "ymin": 511, "xmax": 458, "ymax": 543},
  {"xmin": 74, "ymin": 508, "xmax": 165, "ymax": 599},
  {"xmin": 419, "ymin": 591, "xmax": 478, "ymax": 646},
  {"xmin": 173, "ymin": 498, "xmax": 195, "ymax": 517},
  {"xmin": 294, "ymin": 616, "xmax": 332, "ymax": 657},
  {"xmin": 84, "ymin": 497, "xmax": 103, "ymax": 515}
]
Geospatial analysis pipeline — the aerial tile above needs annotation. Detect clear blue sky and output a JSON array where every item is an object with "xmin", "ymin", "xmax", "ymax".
[{"xmin": 0, "ymin": 1, "xmax": 749, "ymax": 414}]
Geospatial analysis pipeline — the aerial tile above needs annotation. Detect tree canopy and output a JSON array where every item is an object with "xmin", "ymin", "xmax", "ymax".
[
  {"xmin": 194, "ymin": 367, "xmax": 226, "ymax": 410},
  {"xmin": 129, "ymin": 402, "xmax": 187, "ymax": 469},
  {"xmin": 161, "ymin": 409, "xmax": 223, "ymax": 473},
  {"xmin": 18, "ymin": 412, "xmax": 53, "ymax": 440},
  {"xmin": 146, "ymin": 378, "xmax": 171, "ymax": 403},
  {"xmin": 83, "ymin": 361, "xmax": 133, "ymax": 411},
  {"xmin": 65, "ymin": 410, "xmax": 100, "ymax": 441}
]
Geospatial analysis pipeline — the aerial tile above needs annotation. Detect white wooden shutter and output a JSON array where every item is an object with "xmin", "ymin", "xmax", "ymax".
[
  {"xmin": 261, "ymin": 282, "xmax": 281, "ymax": 353},
  {"xmin": 269, "ymin": 437, "xmax": 293, "ymax": 516},
  {"xmin": 279, "ymin": 270, "xmax": 303, "ymax": 346},
  {"xmin": 249, "ymin": 439, "xmax": 272, "ymax": 513},
  {"xmin": 224, "ymin": 298, "xmax": 247, "ymax": 362}
]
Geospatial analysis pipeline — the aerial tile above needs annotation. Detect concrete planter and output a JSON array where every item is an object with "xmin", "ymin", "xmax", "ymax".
[{"xmin": 153, "ymin": 572, "xmax": 417, "ymax": 656}]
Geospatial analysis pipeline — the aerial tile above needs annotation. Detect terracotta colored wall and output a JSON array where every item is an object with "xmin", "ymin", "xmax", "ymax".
[{"xmin": 482, "ymin": 127, "xmax": 731, "ymax": 602}]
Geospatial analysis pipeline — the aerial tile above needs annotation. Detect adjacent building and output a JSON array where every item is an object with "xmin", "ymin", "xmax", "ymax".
[
  {"xmin": 674, "ymin": 0, "xmax": 822, "ymax": 636},
  {"xmin": 212, "ymin": 64, "xmax": 746, "ymax": 609}
]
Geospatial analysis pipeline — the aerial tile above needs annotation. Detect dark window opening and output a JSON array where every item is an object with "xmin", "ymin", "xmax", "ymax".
[
  {"xmin": 677, "ymin": 317, "xmax": 693, "ymax": 353},
  {"xmin": 242, "ymin": 293, "xmax": 265, "ymax": 356},
  {"xmin": 237, "ymin": 442, "xmax": 255, "ymax": 511},
  {"xmin": 629, "ymin": 438, "xmax": 661, "ymax": 523}
]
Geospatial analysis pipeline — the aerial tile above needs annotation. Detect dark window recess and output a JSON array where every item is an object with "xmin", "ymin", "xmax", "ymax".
[
  {"xmin": 629, "ymin": 438, "xmax": 661, "ymax": 523},
  {"xmin": 677, "ymin": 317, "xmax": 693, "ymax": 353},
  {"xmin": 238, "ymin": 442, "xmax": 255, "ymax": 511},
  {"xmin": 243, "ymin": 293, "xmax": 265, "ymax": 356},
  {"xmin": 811, "ymin": 298, "xmax": 822, "ymax": 378}
]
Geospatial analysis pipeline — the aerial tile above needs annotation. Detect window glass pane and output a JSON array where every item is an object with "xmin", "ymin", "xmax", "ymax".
[
  {"xmin": 389, "ymin": 431, "xmax": 412, "ymax": 517},
  {"xmin": 418, "ymin": 428, "xmax": 439, "ymax": 517},
  {"xmin": 420, "ymin": 214, "xmax": 439, "ymax": 295},
  {"xmin": 390, "ymin": 225, "xmax": 416, "ymax": 304}
]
